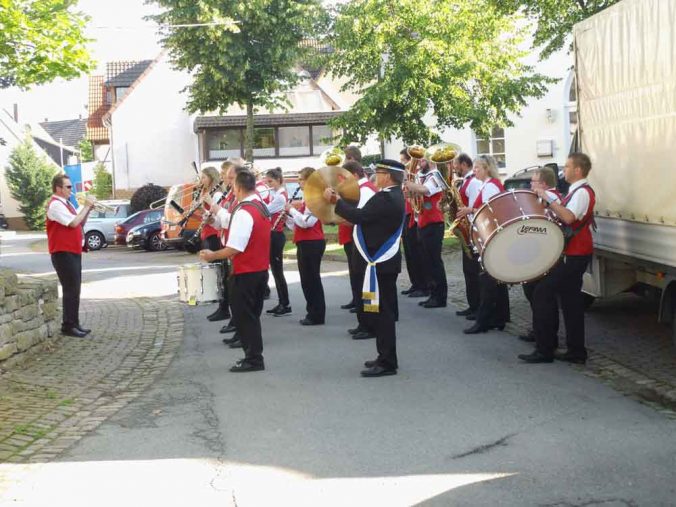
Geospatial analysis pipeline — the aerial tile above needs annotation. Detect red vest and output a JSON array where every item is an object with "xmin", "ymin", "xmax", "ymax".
[
  {"xmin": 293, "ymin": 203, "xmax": 324, "ymax": 243},
  {"xmin": 563, "ymin": 185, "xmax": 596, "ymax": 256},
  {"xmin": 338, "ymin": 180, "xmax": 378, "ymax": 244},
  {"xmin": 271, "ymin": 187, "xmax": 288, "ymax": 233},
  {"xmin": 46, "ymin": 196, "xmax": 83, "ymax": 255},
  {"xmin": 418, "ymin": 171, "xmax": 445, "ymax": 228},
  {"xmin": 460, "ymin": 173, "xmax": 475, "ymax": 206},
  {"xmin": 232, "ymin": 203, "xmax": 272, "ymax": 275},
  {"xmin": 472, "ymin": 178, "xmax": 505, "ymax": 210},
  {"xmin": 200, "ymin": 202, "xmax": 219, "ymax": 240}
]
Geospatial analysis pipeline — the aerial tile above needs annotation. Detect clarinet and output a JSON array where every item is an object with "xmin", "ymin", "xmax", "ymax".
[{"xmin": 272, "ymin": 186, "xmax": 302, "ymax": 230}]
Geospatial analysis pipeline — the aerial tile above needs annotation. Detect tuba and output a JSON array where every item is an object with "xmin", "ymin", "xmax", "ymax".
[
  {"xmin": 319, "ymin": 146, "xmax": 345, "ymax": 167},
  {"xmin": 406, "ymin": 145, "xmax": 426, "ymax": 213}
]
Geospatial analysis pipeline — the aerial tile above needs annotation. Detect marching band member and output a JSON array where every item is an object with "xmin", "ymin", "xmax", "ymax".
[
  {"xmin": 519, "ymin": 153, "xmax": 596, "ymax": 364},
  {"xmin": 255, "ymin": 168, "xmax": 273, "ymax": 300},
  {"xmin": 520, "ymin": 167, "xmax": 562, "ymax": 343},
  {"xmin": 326, "ymin": 159, "xmax": 406, "ymax": 377},
  {"xmin": 200, "ymin": 170, "xmax": 271, "ymax": 373},
  {"xmin": 46, "ymin": 173, "xmax": 95, "ymax": 338},
  {"xmin": 456, "ymin": 155, "xmax": 510, "ymax": 334},
  {"xmin": 264, "ymin": 168, "xmax": 292, "ymax": 316},
  {"xmin": 341, "ymin": 161, "xmax": 379, "ymax": 341},
  {"xmin": 405, "ymin": 158, "xmax": 448, "ymax": 308},
  {"xmin": 399, "ymin": 149, "xmax": 427, "ymax": 298},
  {"xmin": 453, "ymin": 153, "xmax": 482, "ymax": 319},
  {"xmin": 285, "ymin": 167, "xmax": 326, "ymax": 326}
]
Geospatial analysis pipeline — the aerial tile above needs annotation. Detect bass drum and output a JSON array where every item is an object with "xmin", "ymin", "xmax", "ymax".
[
  {"xmin": 471, "ymin": 190, "xmax": 564, "ymax": 284},
  {"xmin": 177, "ymin": 263, "xmax": 222, "ymax": 304}
]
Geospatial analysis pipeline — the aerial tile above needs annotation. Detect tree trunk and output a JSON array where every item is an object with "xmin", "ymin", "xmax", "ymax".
[{"xmin": 245, "ymin": 99, "xmax": 254, "ymax": 162}]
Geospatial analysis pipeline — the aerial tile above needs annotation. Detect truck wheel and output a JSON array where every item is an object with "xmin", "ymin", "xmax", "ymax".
[
  {"xmin": 85, "ymin": 231, "xmax": 105, "ymax": 251},
  {"xmin": 582, "ymin": 293, "xmax": 596, "ymax": 311}
]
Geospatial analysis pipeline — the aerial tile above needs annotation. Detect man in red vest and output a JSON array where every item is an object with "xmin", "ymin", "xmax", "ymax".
[
  {"xmin": 519, "ymin": 153, "xmax": 596, "ymax": 364},
  {"xmin": 46, "ymin": 173, "xmax": 96, "ymax": 338},
  {"xmin": 201, "ymin": 170, "xmax": 271, "ymax": 372}
]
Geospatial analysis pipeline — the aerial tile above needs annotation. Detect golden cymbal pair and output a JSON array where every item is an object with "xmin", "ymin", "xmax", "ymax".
[{"xmin": 303, "ymin": 166, "xmax": 360, "ymax": 224}]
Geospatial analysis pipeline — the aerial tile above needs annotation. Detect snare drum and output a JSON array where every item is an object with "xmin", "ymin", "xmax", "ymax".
[
  {"xmin": 471, "ymin": 190, "xmax": 564, "ymax": 284},
  {"xmin": 177, "ymin": 263, "xmax": 223, "ymax": 304}
]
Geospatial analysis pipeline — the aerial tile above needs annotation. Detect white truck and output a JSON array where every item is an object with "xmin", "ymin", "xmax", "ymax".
[{"xmin": 574, "ymin": 0, "xmax": 676, "ymax": 344}]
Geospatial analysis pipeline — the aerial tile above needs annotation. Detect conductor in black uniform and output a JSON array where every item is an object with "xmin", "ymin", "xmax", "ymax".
[{"xmin": 324, "ymin": 159, "xmax": 406, "ymax": 377}]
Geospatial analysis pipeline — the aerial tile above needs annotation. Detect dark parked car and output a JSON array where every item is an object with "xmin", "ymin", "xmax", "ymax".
[
  {"xmin": 126, "ymin": 219, "xmax": 167, "ymax": 252},
  {"xmin": 503, "ymin": 163, "xmax": 570, "ymax": 196},
  {"xmin": 115, "ymin": 209, "xmax": 164, "ymax": 245}
]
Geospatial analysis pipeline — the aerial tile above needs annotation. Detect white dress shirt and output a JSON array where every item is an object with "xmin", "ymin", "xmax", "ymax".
[
  {"xmin": 419, "ymin": 169, "xmax": 444, "ymax": 196},
  {"xmin": 46, "ymin": 196, "xmax": 76, "ymax": 227},
  {"xmin": 287, "ymin": 204, "xmax": 318, "ymax": 229},
  {"xmin": 357, "ymin": 177, "xmax": 377, "ymax": 208},
  {"xmin": 564, "ymin": 179, "xmax": 591, "ymax": 220},
  {"xmin": 465, "ymin": 171, "xmax": 482, "ymax": 207},
  {"xmin": 226, "ymin": 195, "xmax": 261, "ymax": 253},
  {"xmin": 266, "ymin": 188, "xmax": 287, "ymax": 215}
]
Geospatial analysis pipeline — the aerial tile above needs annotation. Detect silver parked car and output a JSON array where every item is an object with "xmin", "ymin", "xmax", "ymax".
[{"xmin": 82, "ymin": 200, "xmax": 131, "ymax": 251}]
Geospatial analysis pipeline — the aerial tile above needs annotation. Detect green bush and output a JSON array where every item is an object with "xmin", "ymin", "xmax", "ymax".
[
  {"xmin": 91, "ymin": 163, "xmax": 112, "ymax": 199},
  {"xmin": 4, "ymin": 138, "xmax": 57, "ymax": 230},
  {"xmin": 361, "ymin": 154, "xmax": 382, "ymax": 168}
]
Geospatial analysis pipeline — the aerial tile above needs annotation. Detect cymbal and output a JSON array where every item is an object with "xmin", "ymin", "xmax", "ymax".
[{"xmin": 304, "ymin": 166, "xmax": 360, "ymax": 224}]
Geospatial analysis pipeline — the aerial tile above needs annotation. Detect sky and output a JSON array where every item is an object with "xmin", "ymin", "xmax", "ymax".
[{"xmin": 0, "ymin": 0, "xmax": 163, "ymax": 125}]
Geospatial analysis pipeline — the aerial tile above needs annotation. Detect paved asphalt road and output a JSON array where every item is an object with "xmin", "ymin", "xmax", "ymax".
[{"xmin": 1, "ymin": 234, "xmax": 674, "ymax": 506}]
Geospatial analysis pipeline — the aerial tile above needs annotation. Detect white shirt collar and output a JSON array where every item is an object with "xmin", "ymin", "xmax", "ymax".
[
  {"xmin": 465, "ymin": 170, "xmax": 475, "ymax": 179},
  {"xmin": 567, "ymin": 178, "xmax": 588, "ymax": 193},
  {"xmin": 358, "ymin": 177, "xmax": 369, "ymax": 184},
  {"xmin": 53, "ymin": 194, "xmax": 69, "ymax": 204}
]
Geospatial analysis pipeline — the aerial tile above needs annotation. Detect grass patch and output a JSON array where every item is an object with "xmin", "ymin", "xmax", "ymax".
[
  {"xmin": 13, "ymin": 423, "xmax": 47, "ymax": 439},
  {"xmin": 58, "ymin": 398, "xmax": 75, "ymax": 407}
]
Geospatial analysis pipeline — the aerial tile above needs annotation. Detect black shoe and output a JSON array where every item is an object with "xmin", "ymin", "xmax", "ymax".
[
  {"xmin": 62, "ymin": 327, "xmax": 88, "ymax": 338},
  {"xmin": 489, "ymin": 322, "xmax": 506, "ymax": 331},
  {"xmin": 263, "ymin": 289, "xmax": 271, "ymax": 300},
  {"xmin": 463, "ymin": 323, "xmax": 489, "ymax": 334},
  {"xmin": 75, "ymin": 325, "xmax": 91, "ymax": 335},
  {"xmin": 455, "ymin": 308, "xmax": 475, "ymax": 316},
  {"xmin": 348, "ymin": 326, "xmax": 366, "ymax": 335},
  {"xmin": 465, "ymin": 313, "xmax": 477, "ymax": 321},
  {"xmin": 352, "ymin": 330, "xmax": 375, "ymax": 340},
  {"xmin": 364, "ymin": 359, "xmax": 378, "ymax": 368},
  {"xmin": 554, "ymin": 351, "xmax": 587, "ymax": 364},
  {"xmin": 219, "ymin": 323, "xmax": 237, "ymax": 334},
  {"xmin": 207, "ymin": 308, "xmax": 230, "ymax": 321},
  {"xmin": 228, "ymin": 340, "xmax": 242, "ymax": 349},
  {"xmin": 418, "ymin": 298, "xmax": 431, "ymax": 307},
  {"xmin": 299, "ymin": 318, "xmax": 323, "ymax": 326},
  {"xmin": 222, "ymin": 335, "xmax": 239, "ymax": 345},
  {"xmin": 272, "ymin": 305, "xmax": 292, "ymax": 316},
  {"xmin": 401, "ymin": 286, "xmax": 415, "ymax": 295},
  {"xmin": 518, "ymin": 351, "xmax": 554, "ymax": 363},
  {"xmin": 349, "ymin": 307, "xmax": 357, "ymax": 313},
  {"xmin": 422, "ymin": 299, "xmax": 446, "ymax": 309},
  {"xmin": 519, "ymin": 331, "xmax": 536, "ymax": 342},
  {"xmin": 409, "ymin": 290, "xmax": 429, "ymax": 298},
  {"xmin": 361, "ymin": 365, "xmax": 397, "ymax": 377},
  {"xmin": 266, "ymin": 304, "xmax": 282, "ymax": 314},
  {"xmin": 230, "ymin": 360, "xmax": 264, "ymax": 372},
  {"xmin": 340, "ymin": 301, "xmax": 356, "ymax": 310}
]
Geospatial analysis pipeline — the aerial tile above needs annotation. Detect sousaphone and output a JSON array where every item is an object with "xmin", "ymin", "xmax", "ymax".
[{"xmin": 303, "ymin": 166, "xmax": 360, "ymax": 224}]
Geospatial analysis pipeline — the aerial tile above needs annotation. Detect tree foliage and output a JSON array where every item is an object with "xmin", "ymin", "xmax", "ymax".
[
  {"xmin": 78, "ymin": 138, "xmax": 94, "ymax": 163},
  {"xmin": 130, "ymin": 183, "xmax": 167, "ymax": 214},
  {"xmin": 91, "ymin": 163, "xmax": 112, "ymax": 200},
  {"xmin": 326, "ymin": 0, "xmax": 555, "ymax": 145},
  {"xmin": 488, "ymin": 0, "xmax": 621, "ymax": 58},
  {"xmin": 0, "ymin": 0, "xmax": 94, "ymax": 89},
  {"xmin": 149, "ymin": 0, "xmax": 325, "ymax": 160},
  {"xmin": 5, "ymin": 138, "xmax": 57, "ymax": 230}
]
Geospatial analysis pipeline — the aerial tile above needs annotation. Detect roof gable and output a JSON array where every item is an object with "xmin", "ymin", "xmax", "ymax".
[
  {"xmin": 105, "ymin": 60, "xmax": 154, "ymax": 88},
  {"xmin": 40, "ymin": 119, "xmax": 86, "ymax": 148}
]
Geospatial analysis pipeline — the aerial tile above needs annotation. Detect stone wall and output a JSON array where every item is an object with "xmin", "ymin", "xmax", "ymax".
[{"xmin": 0, "ymin": 269, "xmax": 59, "ymax": 367}]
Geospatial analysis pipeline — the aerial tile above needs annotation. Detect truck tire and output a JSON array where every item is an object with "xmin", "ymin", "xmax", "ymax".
[{"xmin": 582, "ymin": 293, "xmax": 596, "ymax": 311}]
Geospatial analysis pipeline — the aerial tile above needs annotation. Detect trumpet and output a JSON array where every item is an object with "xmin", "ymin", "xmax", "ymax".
[{"xmin": 75, "ymin": 193, "xmax": 118, "ymax": 214}]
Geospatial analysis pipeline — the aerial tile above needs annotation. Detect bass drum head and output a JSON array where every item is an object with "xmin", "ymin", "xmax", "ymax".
[{"xmin": 481, "ymin": 218, "xmax": 564, "ymax": 283}]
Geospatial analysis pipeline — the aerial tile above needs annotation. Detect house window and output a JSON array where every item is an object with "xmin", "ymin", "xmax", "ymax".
[
  {"xmin": 476, "ymin": 127, "xmax": 506, "ymax": 169},
  {"xmin": 254, "ymin": 128, "xmax": 276, "ymax": 157},
  {"xmin": 278, "ymin": 126, "xmax": 311, "ymax": 156},
  {"xmin": 312, "ymin": 125, "xmax": 335, "ymax": 154},
  {"xmin": 207, "ymin": 129, "xmax": 242, "ymax": 159},
  {"xmin": 116, "ymin": 87, "xmax": 130, "ymax": 101}
]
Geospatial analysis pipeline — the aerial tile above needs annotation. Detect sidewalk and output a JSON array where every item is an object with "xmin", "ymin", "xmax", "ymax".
[{"xmin": 0, "ymin": 297, "xmax": 183, "ymax": 463}]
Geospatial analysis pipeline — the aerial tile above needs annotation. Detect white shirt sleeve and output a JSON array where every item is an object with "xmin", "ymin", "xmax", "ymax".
[
  {"xmin": 288, "ymin": 206, "xmax": 318, "ymax": 228},
  {"xmin": 266, "ymin": 192, "xmax": 287, "ymax": 215},
  {"xmin": 565, "ymin": 187, "xmax": 591, "ymax": 220},
  {"xmin": 47, "ymin": 199, "xmax": 75, "ymax": 227},
  {"xmin": 422, "ymin": 171, "xmax": 444, "ymax": 197},
  {"xmin": 545, "ymin": 190, "xmax": 561, "ymax": 205},
  {"xmin": 213, "ymin": 208, "xmax": 231, "ymax": 230},
  {"xmin": 225, "ymin": 208, "xmax": 254, "ymax": 252}
]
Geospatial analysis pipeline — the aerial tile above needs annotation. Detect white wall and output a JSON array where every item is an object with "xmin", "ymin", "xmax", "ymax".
[{"xmin": 110, "ymin": 54, "xmax": 198, "ymax": 191}]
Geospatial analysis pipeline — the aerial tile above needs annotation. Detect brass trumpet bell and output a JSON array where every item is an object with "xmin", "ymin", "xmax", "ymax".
[
  {"xmin": 319, "ymin": 147, "xmax": 345, "ymax": 167},
  {"xmin": 303, "ymin": 166, "xmax": 360, "ymax": 224},
  {"xmin": 425, "ymin": 142, "xmax": 462, "ymax": 164}
]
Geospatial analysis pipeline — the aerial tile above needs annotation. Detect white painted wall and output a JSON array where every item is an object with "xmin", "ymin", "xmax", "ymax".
[{"xmin": 109, "ymin": 54, "xmax": 198, "ymax": 191}]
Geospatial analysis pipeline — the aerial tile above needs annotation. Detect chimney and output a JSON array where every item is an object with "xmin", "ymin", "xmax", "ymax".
[{"xmin": 13, "ymin": 104, "xmax": 18, "ymax": 123}]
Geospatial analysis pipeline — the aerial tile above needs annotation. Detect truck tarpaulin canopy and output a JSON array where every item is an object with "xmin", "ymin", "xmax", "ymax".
[{"xmin": 574, "ymin": 0, "xmax": 676, "ymax": 226}]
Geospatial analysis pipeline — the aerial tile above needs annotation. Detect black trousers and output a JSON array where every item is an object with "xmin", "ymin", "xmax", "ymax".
[
  {"xmin": 402, "ymin": 218, "xmax": 425, "ymax": 290},
  {"xmin": 344, "ymin": 241, "xmax": 358, "ymax": 306},
  {"xmin": 419, "ymin": 222, "xmax": 447, "ymax": 303},
  {"xmin": 533, "ymin": 255, "xmax": 591, "ymax": 358},
  {"xmin": 229, "ymin": 270, "xmax": 268, "ymax": 366},
  {"xmin": 203, "ymin": 235, "xmax": 229, "ymax": 312},
  {"xmin": 475, "ymin": 272, "xmax": 510, "ymax": 328},
  {"xmin": 270, "ymin": 231, "xmax": 289, "ymax": 306},
  {"xmin": 296, "ymin": 239, "xmax": 326, "ymax": 323},
  {"xmin": 51, "ymin": 252, "xmax": 82, "ymax": 328},
  {"xmin": 523, "ymin": 279, "xmax": 559, "ymax": 343},
  {"xmin": 462, "ymin": 252, "xmax": 481, "ymax": 311},
  {"xmin": 373, "ymin": 272, "xmax": 399, "ymax": 370}
]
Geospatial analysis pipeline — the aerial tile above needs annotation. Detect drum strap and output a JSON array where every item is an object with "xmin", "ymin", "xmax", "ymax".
[
  {"xmin": 226, "ymin": 200, "xmax": 271, "ymax": 231},
  {"xmin": 561, "ymin": 185, "xmax": 597, "ymax": 242}
]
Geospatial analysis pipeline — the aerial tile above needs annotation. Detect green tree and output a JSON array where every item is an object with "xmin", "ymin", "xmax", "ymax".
[
  {"xmin": 78, "ymin": 138, "xmax": 94, "ymax": 163},
  {"xmin": 91, "ymin": 163, "xmax": 112, "ymax": 199},
  {"xmin": 149, "ymin": 0, "xmax": 325, "ymax": 161},
  {"xmin": 326, "ymin": 0, "xmax": 555, "ymax": 145},
  {"xmin": 5, "ymin": 138, "xmax": 57, "ymax": 230},
  {"xmin": 488, "ymin": 0, "xmax": 621, "ymax": 58},
  {"xmin": 0, "ymin": 0, "xmax": 94, "ymax": 89}
]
